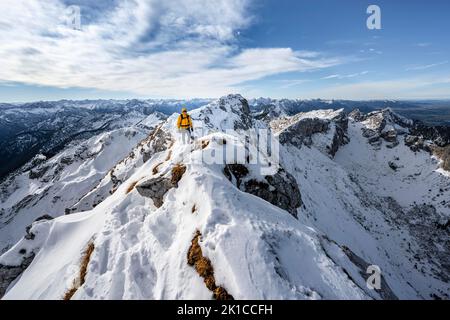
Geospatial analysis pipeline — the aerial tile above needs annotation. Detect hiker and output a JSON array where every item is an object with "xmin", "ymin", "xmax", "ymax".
[{"xmin": 177, "ymin": 107, "xmax": 193, "ymax": 144}]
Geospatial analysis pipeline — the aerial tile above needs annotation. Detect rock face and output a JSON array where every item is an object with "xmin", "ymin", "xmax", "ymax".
[
  {"xmin": 136, "ymin": 164, "xmax": 186, "ymax": 208},
  {"xmin": 409, "ymin": 122, "xmax": 450, "ymax": 147},
  {"xmin": 25, "ymin": 215, "xmax": 53, "ymax": 240},
  {"xmin": 348, "ymin": 109, "xmax": 364, "ymax": 122},
  {"xmin": 350, "ymin": 108, "xmax": 412, "ymax": 148},
  {"xmin": 377, "ymin": 116, "xmax": 450, "ymax": 170},
  {"xmin": 404, "ymin": 135, "xmax": 428, "ymax": 152},
  {"xmin": 273, "ymin": 109, "xmax": 349, "ymax": 157},
  {"xmin": 405, "ymin": 122, "xmax": 450, "ymax": 170},
  {"xmin": 278, "ymin": 118, "xmax": 329, "ymax": 149},
  {"xmin": 0, "ymin": 254, "xmax": 35, "ymax": 298},
  {"xmin": 245, "ymin": 170, "xmax": 302, "ymax": 218},
  {"xmin": 0, "ymin": 214, "xmax": 53, "ymax": 298},
  {"xmin": 224, "ymin": 164, "xmax": 302, "ymax": 218},
  {"xmin": 137, "ymin": 177, "xmax": 174, "ymax": 208}
]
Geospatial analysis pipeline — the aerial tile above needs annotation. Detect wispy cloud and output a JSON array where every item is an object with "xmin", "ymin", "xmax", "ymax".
[
  {"xmin": 405, "ymin": 61, "xmax": 448, "ymax": 71},
  {"xmin": 0, "ymin": 0, "xmax": 342, "ymax": 98},
  {"xmin": 416, "ymin": 42, "xmax": 432, "ymax": 47},
  {"xmin": 359, "ymin": 48, "xmax": 382, "ymax": 55},
  {"xmin": 321, "ymin": 71, "xmax": 369, "ymax": 80}
]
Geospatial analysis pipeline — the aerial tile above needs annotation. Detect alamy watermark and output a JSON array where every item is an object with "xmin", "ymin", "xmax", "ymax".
[
  {"xmin": 366, "ymin": 265, "xmax": 382, "ymax": 290},
  {"xmin": 62, "ymin": 5, "xmax": 380, "ymax": 33},
  {"xmin": 64, "ymin": 5, "xmax": 82, "ymax": 30},
  {"xmin": 367, "ymin": 5, "xmax": 382, "ymax": 30}
]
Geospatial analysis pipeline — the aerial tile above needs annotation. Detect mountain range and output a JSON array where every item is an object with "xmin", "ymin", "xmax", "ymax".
[{"xmin": 0, "ymin": 94, "xmax": 449, "ymax": 300}]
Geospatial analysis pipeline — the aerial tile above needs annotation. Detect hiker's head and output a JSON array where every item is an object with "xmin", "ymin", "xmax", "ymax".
[{"xmin": 181, "ymin": 108, "xmax": 187, "ymax": 114}]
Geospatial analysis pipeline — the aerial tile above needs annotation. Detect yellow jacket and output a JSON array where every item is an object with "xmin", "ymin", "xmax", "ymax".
[{"xmin": 177, "ymin": 113, "xmax": 193, "ymax": 129}]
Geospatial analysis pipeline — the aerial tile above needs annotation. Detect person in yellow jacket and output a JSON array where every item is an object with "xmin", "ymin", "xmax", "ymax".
[{"xmin": 177, "ymin": 108, "xmax": 193, "ymax": 144}]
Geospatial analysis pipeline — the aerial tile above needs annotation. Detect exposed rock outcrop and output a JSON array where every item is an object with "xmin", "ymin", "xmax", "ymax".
[
  {"xmin": 273, "ymin": 109, "xmax": 349, "ymax": 157},
  {"xmin": 28, "ymin": 165, "xmax": 50, "ymax": 179},
  {"xmin": 0, "ymin": 254, "xmax": 35, "ymax": 298},
  {"xmin": 278, "ymin": 118, "xmax": 329, "ymax": 149},
  {"xmin": 136, "ymin": 164, "xmax": 186, "ymax": 208},
  {"xmin": 406, "ymin": 122, "xmax": 450, "ymax": 171},
  {"xmin": 25, "ymin": 214, "xmax": 53, "ymax": 240},
  {"xmin": 351, "ymin": 109, "xmax": 450, "ymax": 172},
  {"xmin": 350, "ymin": 108, "xmax": 411, "ymax": 148},
  {"xmin": 0, "ymin": 215, "xmax": 53, "ymax": 298},
  {"xmin": 224, "ymin": 164, "xmax": 302, "ymax": 218}
]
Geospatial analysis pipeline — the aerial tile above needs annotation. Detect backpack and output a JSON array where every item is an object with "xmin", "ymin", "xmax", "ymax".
[{"xmin": 180, "ymin": 114, "xmax": 191, "ymax": 127}]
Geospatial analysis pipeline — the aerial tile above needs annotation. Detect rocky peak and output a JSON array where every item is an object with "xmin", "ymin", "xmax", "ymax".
[
  {"xmin": 409, "ymin": 122, "xmax": 450, "ymax": 148},
  {"xmin": 191, "ymin": 94, "xmax": 255, "ymax": 132},
  {"xmin": 351, "ymin": 108, "xmax": 412, "ymax": 148},
  {"xmin": 271, "ymin": 109, "xmax": 349, "ymax": 157},
  {"xmin": 218, "ymin": 94, "xmax": 251, "ymax": 115},
  {"xmin": 406, "ymin": 121, "xmax": 450, "ymax": 171}
]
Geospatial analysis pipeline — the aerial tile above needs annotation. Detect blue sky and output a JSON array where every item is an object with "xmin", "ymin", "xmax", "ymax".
[{"xmin": 0, "ymin": 0, "xmax": 449, "ymax": 102}]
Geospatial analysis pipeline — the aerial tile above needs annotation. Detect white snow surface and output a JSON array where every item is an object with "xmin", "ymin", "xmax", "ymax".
[{"xmin": 3, "ymin": 132, "xmax": 367, "ymax": 300}]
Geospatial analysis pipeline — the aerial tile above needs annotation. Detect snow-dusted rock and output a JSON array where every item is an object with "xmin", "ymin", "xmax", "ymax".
[
  {"xmin": 273, "ymin": 109, "xmax": 348, "ymax": 157},
  {"xmin": 224, "ymin": 164, "xmax": 302, "ymax": 217},
  {"xmin": 350, "ymin": 108, "xmax": 412, "ymax": 148}
]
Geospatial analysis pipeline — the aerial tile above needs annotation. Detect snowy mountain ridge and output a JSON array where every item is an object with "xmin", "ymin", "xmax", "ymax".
[{"xmin": 1, "ymin": 94, "xmax": 449, "ymax": 300}]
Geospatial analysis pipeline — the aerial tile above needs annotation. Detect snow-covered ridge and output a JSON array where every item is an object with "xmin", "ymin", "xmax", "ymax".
[
  {"xmin": 1, "ymin": 95, "xmax": 449, "ymax": 300},
  {"xmin": 0, "ymin": 114, "xmax": 165, "ymax": 254}
]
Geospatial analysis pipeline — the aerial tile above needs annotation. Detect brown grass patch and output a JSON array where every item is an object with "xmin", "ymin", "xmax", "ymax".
[
  {"xmin": 152, "ymin": 162, "xmax": 163, "ymax": 175},
  {"xmin": 63, "ymin": 241, "xmax": 95, "ymax": 300},
  {"xmin": 126, "ymin": 181, "xmax": 139, "ymax": 194},
  {"xmin": 201, "ymin": 140, "xmax": 210, "ymax": 149},
  {"xmin": 196, "ymin": 257, "xmax": 214, "ymax": 278},
  {"xmin": 171, "ymin": 164, "xmax": 186, "ymax": 185},
  {"xmin": 165, "ymin": 149, "xmax": 173, "ymax": 161},
  {"xmin": 214, "ymin": 287, "xmax": 232, "ymax": 300},
  {"xmin": 187, "ymin": 231, "xmax": 233, "ymax": 300},
  {"xmin": 187, "ymin": 231, "xmax": 202, "ymax": 265}
]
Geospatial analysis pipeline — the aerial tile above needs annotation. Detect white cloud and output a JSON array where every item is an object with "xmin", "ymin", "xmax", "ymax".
[
  {"xmin": 321, "ymin": 71, "xmax": 369, "ymax": 80},
  {"xmin": 405, "ymin": 61, "xmax": 448, "ymax": 71},
  {"xmin": 322, "ymin": 74, "xmax": 339, "ymax": 80},
  {"xmin": 0, "ymin": 0, "xmax": 341, "ymax": 98}
]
